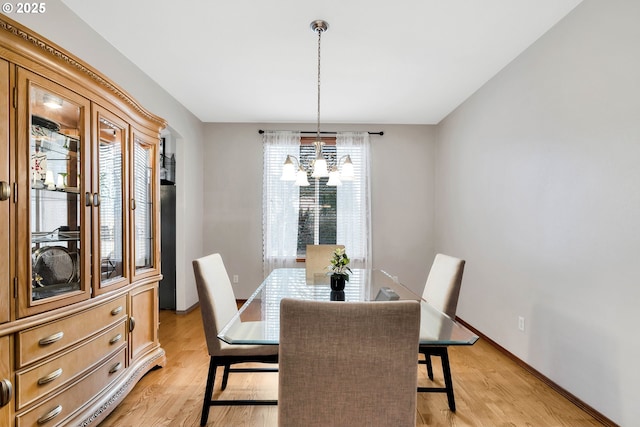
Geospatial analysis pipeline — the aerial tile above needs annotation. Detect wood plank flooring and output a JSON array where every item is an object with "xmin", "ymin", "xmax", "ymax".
[{"xmin": 98, "ymin": 309, "xmax": 607, "ymax": 427}]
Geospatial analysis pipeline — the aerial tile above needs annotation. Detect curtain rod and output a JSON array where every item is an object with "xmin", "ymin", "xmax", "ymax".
[{"xmin": 258, "ymin": 129, "xmax": 383, "ymax": 136}]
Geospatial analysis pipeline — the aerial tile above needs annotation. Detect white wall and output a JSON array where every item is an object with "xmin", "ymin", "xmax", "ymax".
[
  {"xmin": 203, "ymin": 123, "xmax": 436, "ymax": 298},
  {"xmin": 370, "ymin": 125, "xmax": 437, "ymax": 294},
  {"xmin": 435, "ymin": 0, "xmax": 640, "ymax": 424},
  {"xmin": 11, "ymin": 1, "xmax": 206, "ymax": 311}
]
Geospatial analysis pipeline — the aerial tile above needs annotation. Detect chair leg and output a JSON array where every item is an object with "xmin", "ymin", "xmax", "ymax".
[
  {"xmin": 425, "ymin": 354, "xmax": 434, "ymax": 380},
  {"xmin": 440, "ymin": 348, "xmax": 456, "ymax": 412},
  {"xmin": 221, "ymin": 364, "xmax": 231, "ymax": 391},
  {"xmin": 418, "ymin": 347, "xmax": 456, "ymax": 412},
  {"xmin": 419, "ymin": 350, "xmax": 435, "ymax": 380},
  {"xmin": 201, "ymin": 357, "xmax": 218, "ymax": 426}
]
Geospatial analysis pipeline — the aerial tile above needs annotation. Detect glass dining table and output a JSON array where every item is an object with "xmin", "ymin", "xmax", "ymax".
[{"xmin": 218, "ymin": 268, "xmax": 479, "ymax": 347}]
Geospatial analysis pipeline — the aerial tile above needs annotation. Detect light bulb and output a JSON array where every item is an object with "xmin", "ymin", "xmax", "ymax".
[{"xmin": 43, "ymin": 94, "xmax": 63, "ymax": 109}]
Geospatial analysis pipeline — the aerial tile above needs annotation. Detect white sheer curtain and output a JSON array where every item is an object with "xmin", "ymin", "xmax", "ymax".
[
  {"xmin": 262, "ymin": 131, "xmax": 301, "ymax": 276},
  {"xmin": 336, "ymin": 132, "xmax": 371, "ymax": 269}
]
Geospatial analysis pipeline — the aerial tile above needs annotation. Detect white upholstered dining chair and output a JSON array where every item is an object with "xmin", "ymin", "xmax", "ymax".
[
  {"xmin": 419, "ymin": 253, "xmax": 466, "ymax": 411},
  {"xmin": 192, "ymin": 253, "xmax": 278, "ymax": 426},
  {"xmin": 278, "ymin": 298, "xmax": 420, "ymax": 427}
]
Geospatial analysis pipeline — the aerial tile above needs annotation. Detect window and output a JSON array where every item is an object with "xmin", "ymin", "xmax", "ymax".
[
  {"xmin": 297, "ymin": 140, "xmax": 337, "ymax": 256},
  {"xmin": 262, "ymin": 131, "xmax": 371, "ymax": 276}
]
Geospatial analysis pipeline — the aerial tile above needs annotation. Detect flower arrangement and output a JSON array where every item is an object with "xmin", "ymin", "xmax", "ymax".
[{"xmin": 328, "ymin": 247, "xmax": 352, "ymax": 281}]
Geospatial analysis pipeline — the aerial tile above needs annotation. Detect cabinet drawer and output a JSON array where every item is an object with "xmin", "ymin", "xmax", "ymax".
[
  {"xmin": 17, "ymin": 295, "xmax": 127, "ymax": 368},
  {"xmin": 16, "ymin": 347, "xmax": 126, "ymax": 427},
  {"xmin": 16, "ymin": 320, "xmax": 127, "ymax": 410}
]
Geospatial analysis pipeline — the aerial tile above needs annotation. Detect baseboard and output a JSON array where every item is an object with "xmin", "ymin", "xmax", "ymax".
[
  {"xmin": 173, "ymin": 302, "xmax": 200, "ymax": 315},
  {"xmin": 455, "ymin": 317, "xmax": 618, "ymax": 427},
  {"xmin": 171, "ymin": 300, "xmax": 239, "ymax": 315}
]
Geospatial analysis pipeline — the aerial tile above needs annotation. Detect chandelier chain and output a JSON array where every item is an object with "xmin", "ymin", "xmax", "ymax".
[
  {"xmin": 279, "ymin": 20, "xmax": 357, "ymax": 187},
  {"xmin": 316, "ymin": 25, "xmax": 322, "ymax": 143}
]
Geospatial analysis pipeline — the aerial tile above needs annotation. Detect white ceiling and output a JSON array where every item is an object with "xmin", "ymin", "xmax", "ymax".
[{"xmin": 61, "ymin": 0, "xmax": 582, "ymax": 125}]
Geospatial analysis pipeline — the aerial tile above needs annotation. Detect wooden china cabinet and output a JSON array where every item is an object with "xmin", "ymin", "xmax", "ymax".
[{"xmin": 0, "ymin": 16, "xmax": 166, "ymax": 426}]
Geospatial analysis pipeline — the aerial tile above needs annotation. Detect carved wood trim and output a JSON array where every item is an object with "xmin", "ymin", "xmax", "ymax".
[
  {"xmin": 77, "ymin": 349, "xmax": 166, "ymax": 427},
  {"xmin": 0, "ymin": 17, "xmax": 167, "ymax": 130}
]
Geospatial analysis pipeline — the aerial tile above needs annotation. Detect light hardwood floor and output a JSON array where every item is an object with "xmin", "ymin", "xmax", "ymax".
[{"xmin": 98, "ymin": 309, "xmax": 607, "ymax": 427}]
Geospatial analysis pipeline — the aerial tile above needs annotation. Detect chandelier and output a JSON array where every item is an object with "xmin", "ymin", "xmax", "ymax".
[{"xmin": 280, "ymin": 20, "xmax": 355, "ymax": 187}]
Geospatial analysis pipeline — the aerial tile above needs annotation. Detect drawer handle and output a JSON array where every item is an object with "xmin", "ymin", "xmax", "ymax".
[
  {"xmin": 37, "ymin": 404, "xmax": 62, "ymax": 424},
  {"xmin": 109, "ymin": 333, "xmax": 122, "ymax": 345},
  {"xmin": 38, "ymin": 332, "xmax": 64, "ymax": 346},
  {"xmin": 0, "ymin": 378, "xmax": 12, "ymax": 408},
  {"xmin": 129, "ymin": 316, "xmax": 136, "ymax": 332},
  {"xmin": 109, "ymin": 362, "xmax": 122, "ymax": 374},
  {"xmin": 111, "ymin": 306, "xmax": 123, "ymax": 316},
  {"xmin": 37, "ymin": 368, "xmax": 63, "ymax": 385}
]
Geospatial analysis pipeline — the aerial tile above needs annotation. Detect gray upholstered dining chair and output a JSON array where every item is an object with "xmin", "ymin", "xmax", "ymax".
[
  {"xmin": 192, "ymin": 253, "xmax": 278, "ymax": 426},
  {"xmin": 278, "ymin": 298, "xmax": 420, "ymax": 427},
  {"xmin": 419, "ymin": 253, "xmax": 466, "ymax": 411},
  {"xmin": 305, "ymin": 244, "xmax": 344, "ymax": 283}
]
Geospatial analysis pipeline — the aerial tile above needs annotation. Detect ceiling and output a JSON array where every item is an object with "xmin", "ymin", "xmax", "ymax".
[{"xmin": 61, "ymin": 0, "xmax": 582, "ymax": 125}]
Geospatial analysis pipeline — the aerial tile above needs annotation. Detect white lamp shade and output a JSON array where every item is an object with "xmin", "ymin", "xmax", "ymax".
[
  {"xmin": 295, "ymin": 169, "xmax": 310, "ymax": 186},
  {"xmin": 340, "ymin": 156, "xmax": 354, "ymax": 181},
  {"xmin": 327, "ymin": 169, "xmax": 342, "ymax": 186},
  {"xmin": 311, "ymin": 157, "xmax": 329, "ymax": 178},
  {"xmin": 281, "ymin": 155, "xmax": 297, "ymax": 181}
]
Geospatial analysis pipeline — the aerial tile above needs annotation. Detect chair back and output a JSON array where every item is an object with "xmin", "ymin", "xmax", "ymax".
[
  {"xmin": 192, "ymin": 253, "xmax": 238, "ymax": 356},
  {"xmin": 278, "ymin": 299, "xmax": 420, "ymax": 427},
  {"xmin": 422, "ymin": 253, "xmax": 465, "ymax": 318},
  {"xmin": 305, "ymin": 244, "xmax": 344, "ymax": 283}
]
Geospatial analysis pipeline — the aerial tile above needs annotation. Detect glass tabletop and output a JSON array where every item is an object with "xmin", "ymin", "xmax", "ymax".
[{"xmin": 218, "ymin": 268, "xmax": 479, "ymax": 346}]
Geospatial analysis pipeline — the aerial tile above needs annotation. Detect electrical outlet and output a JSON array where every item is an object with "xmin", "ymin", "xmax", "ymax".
[
  {"xmin": 233, "ymin": 274, "xmax": 239, "ymax": 284},
  {"xmin": 518, "ymin": 316, "xmax": 525, "ymax": 332}
]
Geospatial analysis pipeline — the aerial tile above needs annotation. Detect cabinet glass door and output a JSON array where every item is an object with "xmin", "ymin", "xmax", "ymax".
[
  {"xmin": 30, "ymin": 87, "xmax": 82, "ymax": 300},
  {"xmin": 94, "ymin": 109, "xmax": 128, "ymax": 294},
  {"xmin": 130, "ymin": 131, "xmax": 158, "ymax": 281},
  {"xmin": 17, "ymin": 68, "xmax": 91, "ymax": 317}
]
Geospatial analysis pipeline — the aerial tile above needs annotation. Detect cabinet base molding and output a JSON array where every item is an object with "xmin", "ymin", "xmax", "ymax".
[{"xmin": 70, "ymin": 348, "xmax": 166, "ymax": 427}]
